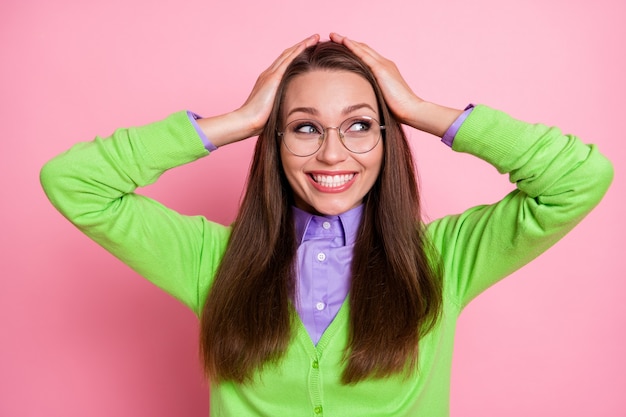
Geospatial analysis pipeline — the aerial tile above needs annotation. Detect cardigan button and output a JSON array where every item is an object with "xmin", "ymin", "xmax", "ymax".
[
  {"xmin": 312, "ymin": 360, "xmax": 319, "ymax": 369},
  {"xmin": 314, "ymin": 406, "xmax": 323, "ymax": 414}
]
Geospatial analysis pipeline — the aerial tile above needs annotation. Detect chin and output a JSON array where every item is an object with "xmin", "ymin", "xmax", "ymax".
[
  {"xmin": 293, "ymin": 190, "xmax": 362, "ymax": 216},
  {"xmin": 314, "ymin": 208, "xmax": 344, "ymax": 216},
  {"xmin": 309, "ymin": 201, "xmax": 357, "ymax": 216}
]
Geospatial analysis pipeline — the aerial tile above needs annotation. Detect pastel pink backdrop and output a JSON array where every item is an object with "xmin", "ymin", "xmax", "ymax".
[{"xmin": 1, "ymin": 0, "xmax": 624, "ymax": 415}]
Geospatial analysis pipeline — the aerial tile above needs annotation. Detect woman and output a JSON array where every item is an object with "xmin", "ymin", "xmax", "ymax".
[{"xmin": 40, "ymin": 34, "xmax": 613, "ymax": 416}]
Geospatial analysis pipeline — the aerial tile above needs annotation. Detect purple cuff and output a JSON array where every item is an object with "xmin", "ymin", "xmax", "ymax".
[
  {"xmin": 441, "ymin": 104, "xmax": 475, "ymax": 147},
  {"xmin": 187, "ymin": 111, "xmax": 218, "ymax": 152}
]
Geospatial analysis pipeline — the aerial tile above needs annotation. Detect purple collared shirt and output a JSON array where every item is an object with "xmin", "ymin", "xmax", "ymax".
[
  {"xmin": 189, "ymin": 106, "xmax": 474, "ymax": 344},
  {"xmin": 293, "ymin": 205, "xmax": 362, "ymax": 344}
]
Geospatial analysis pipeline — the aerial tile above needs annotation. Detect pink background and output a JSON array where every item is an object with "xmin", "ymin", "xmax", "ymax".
[{"xmin": 1, "ymin": 0, "xmax": 625, "ymax": 415}]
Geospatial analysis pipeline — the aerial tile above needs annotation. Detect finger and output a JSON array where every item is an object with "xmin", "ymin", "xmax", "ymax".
[
  {"xmin": 269, "ymin": 34, "xmax": 319, "ymax": 72},
  {"xmin": 330, "ymin": 33, "xmax": 382, "ymax": 67},
  {"xmin": 329, "ymin": 32, "xmax": 346, "ymax": 43},
  {"xmin": 303, "ymin": 33, "xmax": 320, "ymax": 47}
]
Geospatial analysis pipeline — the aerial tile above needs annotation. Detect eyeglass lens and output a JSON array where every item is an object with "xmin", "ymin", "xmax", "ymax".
[{"xmin": 281, "ymin": 116, "xmax": 383, "ymax": 156}]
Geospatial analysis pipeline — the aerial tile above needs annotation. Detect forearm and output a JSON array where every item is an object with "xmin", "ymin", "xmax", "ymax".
[
  {"xmin": 195, "ymin": 109, "xmax": 261, "ymax": 148},
  {"xmin": 403, "ymin": 100, "xmax": 464, "ymax": 138},
  {"xmin": 41, "ymin": 111, "xmax": 207, "ymax": 221}
]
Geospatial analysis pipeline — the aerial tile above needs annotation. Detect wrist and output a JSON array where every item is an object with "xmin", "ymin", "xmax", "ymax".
[
  {"xmin": 233, "ymin": 106, "xmax": 267, "ymax": 138},
  {"xmin": 404, "ymin": 101, "xmax": 463, "ymax": 138},
  {"xmin": 196, "ymin": 110, "xmax": 259, "ymax": 147}
]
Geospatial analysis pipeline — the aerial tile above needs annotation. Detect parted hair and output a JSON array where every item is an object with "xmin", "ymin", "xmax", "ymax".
[{"xmin": 200, "ymin": 41, "xmax": 443, "ymax": 384}]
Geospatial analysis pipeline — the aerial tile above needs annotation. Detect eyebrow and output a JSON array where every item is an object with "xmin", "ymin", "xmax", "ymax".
[{"xmin": 286, "ymin": 103, "xmax": 377, "ymax": 119}]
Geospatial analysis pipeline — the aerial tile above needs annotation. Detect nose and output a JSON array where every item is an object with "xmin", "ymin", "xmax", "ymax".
[{"xmin": 316, "ymin": 127, "xmax": 348, "ymax": 164}]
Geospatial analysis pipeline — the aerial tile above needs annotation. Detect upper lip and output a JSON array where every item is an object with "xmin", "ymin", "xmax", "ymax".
[{"xmin": 306, "ymin": 170, "xmax": 357, "ymax": 175}]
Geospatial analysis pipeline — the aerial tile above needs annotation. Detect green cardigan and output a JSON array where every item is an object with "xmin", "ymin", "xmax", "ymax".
[{"xmin": 40, "ymin": 106, "xmax": 613, "ymax": 416}]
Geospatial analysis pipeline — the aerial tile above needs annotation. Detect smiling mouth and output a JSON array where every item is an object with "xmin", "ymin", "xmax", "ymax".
[{"xmin": 310, "ymin": 173, "xmax": 355, "ymax": 188}]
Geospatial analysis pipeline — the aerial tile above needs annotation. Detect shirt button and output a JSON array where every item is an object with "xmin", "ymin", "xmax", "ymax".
[
  {"xmin": 316, "ymin": 252, "xmax": 326, "ymax": 262},
  {"xmin": 322, "ymin": 221, "xmax": 331, "ymax": 230},
  {"xmin": 316, "ymin": 302, "xmax": 326, "ymax": 311}
]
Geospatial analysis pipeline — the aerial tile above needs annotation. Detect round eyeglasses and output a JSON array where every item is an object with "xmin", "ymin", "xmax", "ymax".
[{"xmin": 277, "ymin": 116, "xmax": 385, "ymax": 157}]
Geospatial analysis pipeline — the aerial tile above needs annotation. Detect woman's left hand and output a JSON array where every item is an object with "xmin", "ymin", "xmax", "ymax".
[
  {"xmin": 329, "ymin": 33, "xmax": 423, "ymax": 125},
  {"xmin": 329, "ymin": 33, "xmax": 462, "ymax": 137}
]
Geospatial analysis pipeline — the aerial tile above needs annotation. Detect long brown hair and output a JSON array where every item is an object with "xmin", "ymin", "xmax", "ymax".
[{"xmin": 200, "ymin": 41, "xmax": 442, "ymax": 384}]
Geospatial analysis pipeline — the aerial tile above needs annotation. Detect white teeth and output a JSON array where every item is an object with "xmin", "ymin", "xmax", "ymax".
[{"xmin": 312, "ymin": 173, "xmax": 355, "ymax": 188}]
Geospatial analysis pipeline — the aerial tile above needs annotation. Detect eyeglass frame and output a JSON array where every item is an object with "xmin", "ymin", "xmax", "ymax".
[{"xmin": 277, "ymin": 115, "xmax": 386, "ymax": 157}]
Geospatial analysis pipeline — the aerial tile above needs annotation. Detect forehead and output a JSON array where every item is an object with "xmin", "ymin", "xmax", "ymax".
[{"xmin": 282, "ymin": 70, "xmax": 378, "ymax": 119}]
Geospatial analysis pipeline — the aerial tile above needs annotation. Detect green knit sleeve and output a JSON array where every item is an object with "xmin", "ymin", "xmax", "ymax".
[
  {"xmin": 40, "ymin": 111, "xmax": 231, "ymax": 315},
  {"xmin": 427, "ymin": 105, "xmax": 613, "ymax": 309}
]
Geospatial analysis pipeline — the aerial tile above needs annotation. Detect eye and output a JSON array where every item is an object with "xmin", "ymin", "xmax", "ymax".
[
  {"xmin": 345, "ymin": 119, "xmax": 372, "ymax": 133},
  {"xmin": 291, "ymin": 121, "xmax": 321, "ymax": 135}
]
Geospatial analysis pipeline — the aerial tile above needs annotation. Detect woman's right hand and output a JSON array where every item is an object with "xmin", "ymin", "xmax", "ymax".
[
  {"xmin": 239, "ymin": 34, "xmax": 320, "ymax": 136},
  {"xmin": 197, "ymin": 34, "xmax": 320, "ymax": 147}
]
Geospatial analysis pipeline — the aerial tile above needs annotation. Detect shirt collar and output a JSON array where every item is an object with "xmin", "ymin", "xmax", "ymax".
[{"xmin": 293, "ymin": 204, "xmax": 363, "ymax": 247}]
